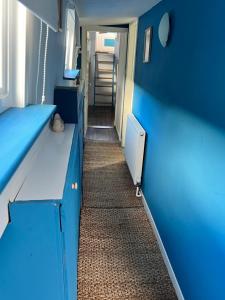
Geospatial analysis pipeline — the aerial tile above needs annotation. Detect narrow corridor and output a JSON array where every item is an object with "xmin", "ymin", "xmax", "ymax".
[{"xmin": 78, "ymin": 108, "xmax": 177, "ymax": 299}]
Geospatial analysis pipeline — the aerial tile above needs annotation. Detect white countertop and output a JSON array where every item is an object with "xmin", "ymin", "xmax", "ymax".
[{"xmin": 16, "ymin": 124, "xmax": 75, "ymax": 201}]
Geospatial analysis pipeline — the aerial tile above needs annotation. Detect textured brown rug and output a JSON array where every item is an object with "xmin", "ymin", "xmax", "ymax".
[
  {"xmin": 83, "ymin": 142, "xmax": 142, "ymax": 208},
  {"xmin": 78, "ymin": 140, "xmax": 177, "ymax": 300}
]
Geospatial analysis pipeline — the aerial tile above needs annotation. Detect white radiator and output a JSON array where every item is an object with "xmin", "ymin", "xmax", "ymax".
[{"xmin": 124, "ymin": 114, "xmax": 146, "ymax": 186}]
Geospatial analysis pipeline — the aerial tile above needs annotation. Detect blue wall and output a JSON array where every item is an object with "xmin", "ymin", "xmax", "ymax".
[{"xmin": 133, "ymin": 1, "xmax": 225, "ymax": 299}]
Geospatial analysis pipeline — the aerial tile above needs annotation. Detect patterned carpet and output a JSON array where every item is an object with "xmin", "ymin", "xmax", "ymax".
[{"xmin": 78, "ymin": 140, "xmax": 177, "ymax": 300}]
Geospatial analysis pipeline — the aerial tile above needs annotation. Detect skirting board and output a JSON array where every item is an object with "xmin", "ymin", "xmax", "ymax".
[{"xmin": 141, "ymin": 191, "xmax": 185, "ymax": 300}]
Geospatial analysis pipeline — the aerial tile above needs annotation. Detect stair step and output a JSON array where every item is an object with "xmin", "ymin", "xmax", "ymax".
[
  {"xmin": 97, "ymin": 70, "xmax": 113, "ymax": 73},
  {"xmin": 94, "ymin": 94, "xmax": 114, "ymax": 106},
  {"xmin": 94, "ymin": 104, "xmax": 113, "ymax": 107},
  {"xmin": 96, "ymin": 77, "xmax": 113, "ymax": 80},
  {"xmin": 97, "ymin": 61, "xmax": 113, "ymax": 64},
  {"xmin": 96, "ymin": 83, "xmax": 116, "ymax": 87},
  {"xmin": 94, "ymin": 52, "xmax": 115, "ymax": 109},
  {"xmin": 96, "ymin": 52, "xmax": 114, "ymax": 57},
  {"xmin": 96, "ymin": 51, "xmax": 114, "ymax": 54},
  {"xmin": 95, "ymin": 93, "xmax": 115, "ymax": 96},
  {"xmin": 95, "ymin": 86, "xmax": 115, "ymax": 95},
  {"xmin": 95, "ymin": 84, "xmax": 114, "ymax": 87},
  {"xmin": 96, "ymin": 78, "xmax": 116, "ymax": 82}
]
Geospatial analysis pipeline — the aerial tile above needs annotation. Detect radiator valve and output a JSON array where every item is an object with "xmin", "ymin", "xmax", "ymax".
[{"xmin": 136, "ymin": 186, "xmax": 142, "ymax": 198}]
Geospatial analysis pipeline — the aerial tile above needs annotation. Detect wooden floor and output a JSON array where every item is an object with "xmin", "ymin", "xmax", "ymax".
[
  {"xmin": 88, "ymin": 106, "xmax": 115, "ymax": 127},
  {"xmin": 87, "ymin": 106, "xmax": 118, "ymax": 143},
  {"xmin": 86, "ymin": 127, "xmax": 118, "ymax": 143}
]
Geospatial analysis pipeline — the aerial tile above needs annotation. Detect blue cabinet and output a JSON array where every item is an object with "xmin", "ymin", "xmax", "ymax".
[
  {"xmin": 61, "ymin": 129, "xmax": 81, "ymax": 300},
  {"xmin": 54, "ymin": 86, "xmax": 79, "ymax": 124},
  {"xmin": 0, "ymin": 93, "xmax": 84, "ymax": 300},
  {"xmin": 0, "ymin": 201, "xmax": 65, "ymax": 300}
]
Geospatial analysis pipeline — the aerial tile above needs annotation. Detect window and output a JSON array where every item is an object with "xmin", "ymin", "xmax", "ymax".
[
  {"xmin": 104, "ymin": 38, "xmax": 116, "ymax": 48},
  {"xmin": 0, "ymin": 0, "xmax": 9, "ymax": 98},
  {"xmin": 64, "ymin": 8, "xmax": 76, "ymax": 71},
  {"xmin": 143, "ymin": 27, "xmax": 152, "ymax": 63}
]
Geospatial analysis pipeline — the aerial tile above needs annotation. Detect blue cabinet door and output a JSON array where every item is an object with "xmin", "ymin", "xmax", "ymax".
[
  {"xmin": 54, "ymin": 87, "xmax": 78, "ymax": 124},
  {"xmin": 61, "ymin": 129, "xmax": 81, "ymax": 300},
  {"xmin": 0, "ymin": 201, "xmax": 65, "ymax": 300}
]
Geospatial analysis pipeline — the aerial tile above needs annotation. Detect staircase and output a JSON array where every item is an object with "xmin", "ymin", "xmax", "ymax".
[{"xmin": 94, "ymin": 52, "xmax": 116, "ymax": 107}]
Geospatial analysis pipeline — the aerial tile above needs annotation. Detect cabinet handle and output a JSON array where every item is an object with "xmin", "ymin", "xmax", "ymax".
[{"xmin": 72, "ymin": 182, "xmax": 78, "ymax": 190}]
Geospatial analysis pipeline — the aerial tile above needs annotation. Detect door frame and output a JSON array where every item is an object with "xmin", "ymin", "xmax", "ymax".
[
  {"xmin": 81, "ymin": 25, "xmax": 128, "ymax": 138},
  {"xmin": 114, "ymin": 31, "xmax": 128, "ymax": 141}
]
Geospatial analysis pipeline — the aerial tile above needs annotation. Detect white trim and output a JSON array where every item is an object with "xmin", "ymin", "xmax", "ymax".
[
  {"xmin": 114, "ymin": 31, "xmax": 128, "ymax": 141},
  {"xmin": 81, "ymin": 26, "xmax": 88, "ymax": 135},
  {"xmin": 16, "ymin": 1, "xmax": 27, "ymax": 107},
  {"xmin": 121, "ymin": 20, "xmax": 138, "ymax": 147},
  {"xmin": 0, "ymin": 0, "xmax": 9, "ymax": 99},
  {"xmin": 141, "ymin": 191, "xmax": 185, "ymax": 300}
]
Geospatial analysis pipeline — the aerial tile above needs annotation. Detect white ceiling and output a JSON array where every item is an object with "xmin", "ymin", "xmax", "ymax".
[{"xmin": 75, "ymin": 0, "xmax": 162, "ymax": 25}]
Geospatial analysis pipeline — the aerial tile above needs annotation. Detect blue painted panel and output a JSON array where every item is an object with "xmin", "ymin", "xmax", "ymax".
[
  {"xmin": 0, "ymin": 105, "xmax": 56, "ymax": 192},
  {"xmin": 64, "ymin": 69, "xmax": 80, "ymax": 80},
  {"xmin": 0, "ymin": 201, "xmax": 65, "ymax": 300},
  {"xmin": 78, "ymin": 92, "xmax": 84, "ymax": 179},
  {"xmin": 54, "ymin": 87, "xmax": 78, "ymax": 124},
  {"xmin": 0, "ymin": 99, "xmax": 83, "ymax": 300},
  {"xmin": 61, "ymin": 89, "xmax": 83, "ymax": 296},
  {"xmin": 61, "ymin": 128, "xmax": 81, "ymax": 300},
  {"xmin": 133, "ymin": 1, "xmax": 225, "ymax": 299},
  {"xmin": 104, "ymin": 39, "xmax": 116, "ymax": 47},
  {"xmin": 0, "ymin": 125, "xmax": 83, "ymax": 300}
]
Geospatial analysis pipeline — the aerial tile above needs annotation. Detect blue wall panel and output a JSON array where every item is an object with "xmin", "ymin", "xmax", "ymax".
[
  {"xmin": 133, "ymin": 1, "xmax": 225, "ymax": 299},
  {"xmin": 0, "ymin": 121, "xmax": 83, "ymax": 300},
  {"xmin": 0, "ymin": 201, "xmax": 65, "ymax": 300},
  {"xmin": 61, "ymin": 128, "xmax": 81, "ymax": 300},
  {"xmin": 54, "ymin": 87, "xmax": 79, "ymax": 124}
]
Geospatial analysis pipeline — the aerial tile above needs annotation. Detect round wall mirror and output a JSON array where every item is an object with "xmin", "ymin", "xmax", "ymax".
[{"xmin": 158, "ymin": 12, "xmax": 170, "ymax": 47}]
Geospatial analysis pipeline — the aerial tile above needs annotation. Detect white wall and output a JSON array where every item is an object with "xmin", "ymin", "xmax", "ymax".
[
  {"xmin": 0, "ymin": 0, "xmax": 27, "ymax": 113},
  {"xmin": 114, "ymin": 32, "xmax": 128, "ymax": 139},
  {"xmin": 87, "ymin": 31, "xmax": 96, "ymax": 106},
  {"xmin": 121, "ymin": 21, "xmax": 138, "ymax": 146},
  {"xmin": 95, "ymin": 32, "xmax": 117, "ymax": 53}
]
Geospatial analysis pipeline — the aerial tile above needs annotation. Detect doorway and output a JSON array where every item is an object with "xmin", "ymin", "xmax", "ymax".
[{"xmin": 82, "ymin": 26, "xmax": 128, "ymax": 143}]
